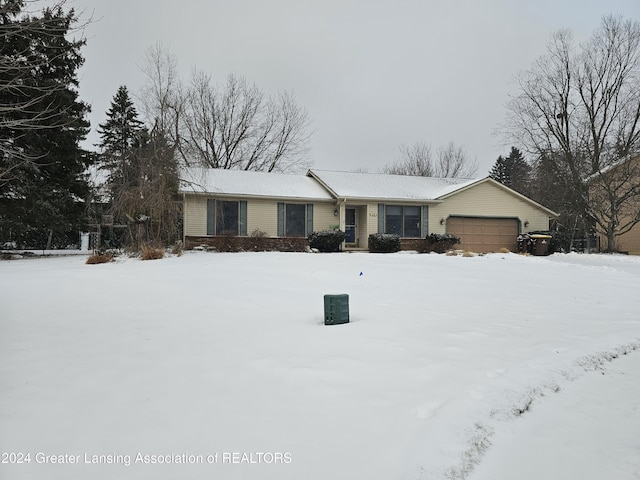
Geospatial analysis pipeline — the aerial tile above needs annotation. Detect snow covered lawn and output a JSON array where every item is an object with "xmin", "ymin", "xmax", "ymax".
[{"xmin": 1, "ymin": 251, "xmax": 639, "ymax": 479}]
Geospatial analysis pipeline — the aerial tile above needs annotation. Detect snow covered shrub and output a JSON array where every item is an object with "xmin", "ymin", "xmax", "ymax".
[
  {"xmin": 368, "ymin": 233, "xmax": 401, "ymax": 253},
  {"xmin": 140, "ymin": 244, "xmax": 164, "ymax": 260},
  {"xmin": 308, "ymin": 230, "xmax": 345, "ymax": 252},
  {"xmin": 424, "ymin": 233, "xmax": 460, "ymax": 253}
]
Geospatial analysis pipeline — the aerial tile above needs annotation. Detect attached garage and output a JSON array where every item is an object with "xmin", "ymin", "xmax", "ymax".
[{"xmin": 446, "ymin": 217, "xmax": 519, "ymax": 253}]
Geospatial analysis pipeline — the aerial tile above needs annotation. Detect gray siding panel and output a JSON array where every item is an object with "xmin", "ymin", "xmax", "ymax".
[
  {"xmin": 206, "ymin": 199, "xmax": 216, "ymax": 235},
  {"xmin": 306, "ymin": 204, "xmax": 314, "ymax": 236},
  {"xmin": 277, "ymin": 202, "xmax": 285, "ymax": 237},
  {"xmin": 421, "ymin": 205, "xmax": 429, "ymax": 237},
  {"xmin": 239, "ymin": 200, "xmax": 247, "ymax": 236}
]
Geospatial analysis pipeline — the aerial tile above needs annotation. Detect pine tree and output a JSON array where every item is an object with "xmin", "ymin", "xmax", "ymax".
[
  {"xmin": 0, "ymin": 2, "xmax": 92, "ymax": 248},
  {"xmin": 489, "ymin": 147, "xmax": 531, "ymax": 196},
  {"xmin": 489, "ymin": 155, "xmax": 509, "ymax": 184},
  {"xmin": 97, "ymin": 86, "xmax": 181, "ymax": 249},
  {"xmin": 97, "ymin": 85, "xmax": 144, "ymax": 171}
]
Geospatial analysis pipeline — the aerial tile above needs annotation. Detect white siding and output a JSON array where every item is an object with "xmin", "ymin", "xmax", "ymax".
[
  {"xmin": 247, "ymin": 200, "xmax": 335, "ymax": 236},
  {"xmin": 184, "ymin": 195, "xmax": 335, "ymax": 237},
  {"xmin": 313, "ymin": 203, "xmax": 337, "ymax": 232},
  {"xmin": 366, "ymin": 203, "xmax": 379, "ymax": 235},
  {"xmin": 184, "ymin": 195, "xmax": 207, "ymax": 237},
  {"xmin": 247, "ymin": 199, "xmax": 278, "ymax": 236}
]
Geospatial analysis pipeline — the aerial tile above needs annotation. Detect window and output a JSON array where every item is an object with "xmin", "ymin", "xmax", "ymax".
[
  {"xmin": 385, "ymin": 205, "xmax": 402, "ymax": 235},
  {"xmin": 278, "ymin": 203, "xmax": 313, "ymax": 237},
  {"xmin": 285, "ymin": 203, "xmax": 306, "ymax": 236},
  {"xmin": 384, "ymin": 205, "xmax": 422, "ymax": 237},
  {"xmin": 217, "ymin": 201, "xmax": 239, "ymax": 234},
  {"xmin": 403, "ymin": 206, "xmax": 421, "ymax": 237},
  {"xmin": 206, "ymin": 199, "xmax": 247, "ymax": 236}
]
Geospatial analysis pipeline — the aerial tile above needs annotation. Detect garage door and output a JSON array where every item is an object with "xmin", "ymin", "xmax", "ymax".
[{"xmin": 446, "ymin": 217, "xmax": 518, "ymax": 253}]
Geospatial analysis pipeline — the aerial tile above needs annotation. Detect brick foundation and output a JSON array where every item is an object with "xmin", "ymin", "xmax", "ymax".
[{"xmin": 185, "ymin": 236, "xmax": 309, "ymax": 252}]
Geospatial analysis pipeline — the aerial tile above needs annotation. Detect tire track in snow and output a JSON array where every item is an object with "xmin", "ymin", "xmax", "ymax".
[{"xmin": 442, "ymin": 341, "xmax": 640, "ymax": 480}]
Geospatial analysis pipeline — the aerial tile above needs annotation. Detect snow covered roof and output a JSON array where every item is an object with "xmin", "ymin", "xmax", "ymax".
[
  {"xmin": 179, "ymin": 167, "xmax": 557, "ymax": 216},
  {"xmin": 585, "ymin": 153, "xmax": 640, "ymax": 182},
  {"xmin": 179, "ymin": 167, "xmax": 334, "ymax": 201},
  {"xmin": 307, "ymin": 169, "xmax": 481, "ymax": 201}
]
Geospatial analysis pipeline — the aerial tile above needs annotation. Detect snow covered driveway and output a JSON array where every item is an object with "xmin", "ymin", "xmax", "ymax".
[{"xmin": 1, "ymin": 251, "xmax": 639, "ymax": 479}]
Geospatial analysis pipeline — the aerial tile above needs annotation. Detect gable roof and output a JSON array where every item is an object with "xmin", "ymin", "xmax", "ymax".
[
  {"xmin": 179, "ymin": 167, "xmax": 559, "ymax": 217},
  {"xmin": 436, "ymin": 176, "xmax": 560, "ymax": 217},
  {"xmin": 179, "ymin": 167, "xmax": 334, "ymax": 201},
  {"xmin": 307, "ymin": 169, "xmax": 480, "ymax": 202}
]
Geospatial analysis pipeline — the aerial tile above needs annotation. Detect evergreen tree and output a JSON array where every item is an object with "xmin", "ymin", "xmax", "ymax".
[
  {"xmin": 489, "ymin": 147, "xmax": 531, "ymax": 196},
  {"xmin": 489, "ymin": 155, "xmax": 509, "ymax": 184},
  {"xmin": 96, "ymin": 86, "xmax": 181, "ymax": 249},
  {"xmin": 0, "ymin": 2, "xmax": 91, "ymax": 248},
  {"xmin": 97, "ymin": 85, "xmax": 144, "ymax": 173}
]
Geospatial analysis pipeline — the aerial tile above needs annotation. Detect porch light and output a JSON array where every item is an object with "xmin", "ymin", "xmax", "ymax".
[
  {"xmin": 334, "ymin": 208, "xmax": 339, "ymax": 216},
  {"xmin": 440, "ymin": 218, "xmax": 445, "ymax": 225},
  {"xmin": 524, "ymin": 220, "xmax": 530, "ymax": 228}
]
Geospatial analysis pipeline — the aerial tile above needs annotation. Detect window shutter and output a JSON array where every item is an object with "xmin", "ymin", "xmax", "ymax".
[
  {"xmin": 377, "ymin": 204, "xmax": 385, "ymax": 233},
  {"xmin": 277, "ymin": 202, "xmax": 285, "ymax": 236},
  {"xmin": 207, "ymin": 199, "xmax": 216, "ymax": 235},
  {"xmin": 306, "ymin": 204, "xmax": 314, "ymax": 236},
  {"xmin": 239, "ymin": 201, "xmax": 248, "ymax": 236},
  {"xmin": 421, "ymin": 205, "xmax": 429, "ymax": 238}
]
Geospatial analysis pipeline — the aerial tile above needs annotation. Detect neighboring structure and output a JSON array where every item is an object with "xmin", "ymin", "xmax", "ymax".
[
  {"xmin": 589, "ymin": 154, "xmax": 640, "ymax": 254},
  {"xmin": 180, "ymin": 168, "xmax": 558, "ymax": 252}
]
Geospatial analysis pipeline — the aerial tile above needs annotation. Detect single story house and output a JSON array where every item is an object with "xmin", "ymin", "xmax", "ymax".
[{"xmin": 180, "ymin": 167, "xmax": 558, "ymax": 252}]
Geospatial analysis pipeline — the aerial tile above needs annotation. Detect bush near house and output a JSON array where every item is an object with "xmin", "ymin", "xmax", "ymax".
[
  {"xmin": 368, "ymin": 233, "xmax": 401, "ymax": 253},
  {"xmin": 85, "ymin": 252, "xmax": 115, "ymax": 264},
  {"xmin": 185, "ymin": 235, "xmax": 309, "ymax": 252},
  {"xmin": 422, "ymin": 233, "xmax": 461, "ymax": 253},
  {"xmin": 308, "ymin": 230, "xmax": 346, "ymax": 252},
  {"xmin": 140, "ymin": 244, "xmax": 165, "ymax": 260}
]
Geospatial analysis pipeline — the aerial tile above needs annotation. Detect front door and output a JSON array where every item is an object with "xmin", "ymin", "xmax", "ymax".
[{"xmin": 345, "ymin": 207, "xmax": 356, "ymax": 244}]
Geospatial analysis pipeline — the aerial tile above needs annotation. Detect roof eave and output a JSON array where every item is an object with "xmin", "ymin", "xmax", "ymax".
[
  {"xmin": 306, "ymin": 169, "xmax": 340, "ymax": 198},
  {"xmin": 180, "ymin": 190, "xmax": 334, "ymax": 203},
  {"xmin": 336, "ymin": 196, "xmax": 443, "ymax": 204}
]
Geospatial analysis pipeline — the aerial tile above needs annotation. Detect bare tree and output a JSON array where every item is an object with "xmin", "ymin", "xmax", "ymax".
[
  {"xmin": 435, "ymin": 142, "xmax": 478, "ymax": 178},
  {"xmin": 138, "ymin": 43, "xmax": 183, "ymax": 145},
  {"xmin": 107, "ymin": 44, "xmax": 183, "ymax": 250},
  {"xmin": 383, "ymin": 141, "xmax": 433, "ymax": 176},
  {"xmin": 109, "ymin": 127, "xmax": 181, "ymax": 249},
  {"xmin": 0, "ymin": 0, "xmax": 89, "ymax": 187},
  {"xmin": 383, "ymin": 141, "xmax": 477, "ymax": 178},
  {"xmin": 137, "ymin": 45, "xmax": 312, "ymax": 173},
  {"xmin": 180, "ymin": 71, "xmax": 311, "ymax": 172},
  {"xmin": 502, "ymin": 15, "xmax": 640, "ymax": 250}
]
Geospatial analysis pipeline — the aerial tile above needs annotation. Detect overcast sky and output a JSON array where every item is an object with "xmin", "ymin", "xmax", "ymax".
[{"xmin": 70, "ymin": 0, "xmax": 640, "ymax": 176}]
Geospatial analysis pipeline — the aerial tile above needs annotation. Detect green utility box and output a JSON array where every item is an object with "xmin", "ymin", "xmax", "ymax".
[{"xmin": 324, "ymin": 294, "xmax": 350, "ymax": 325}]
